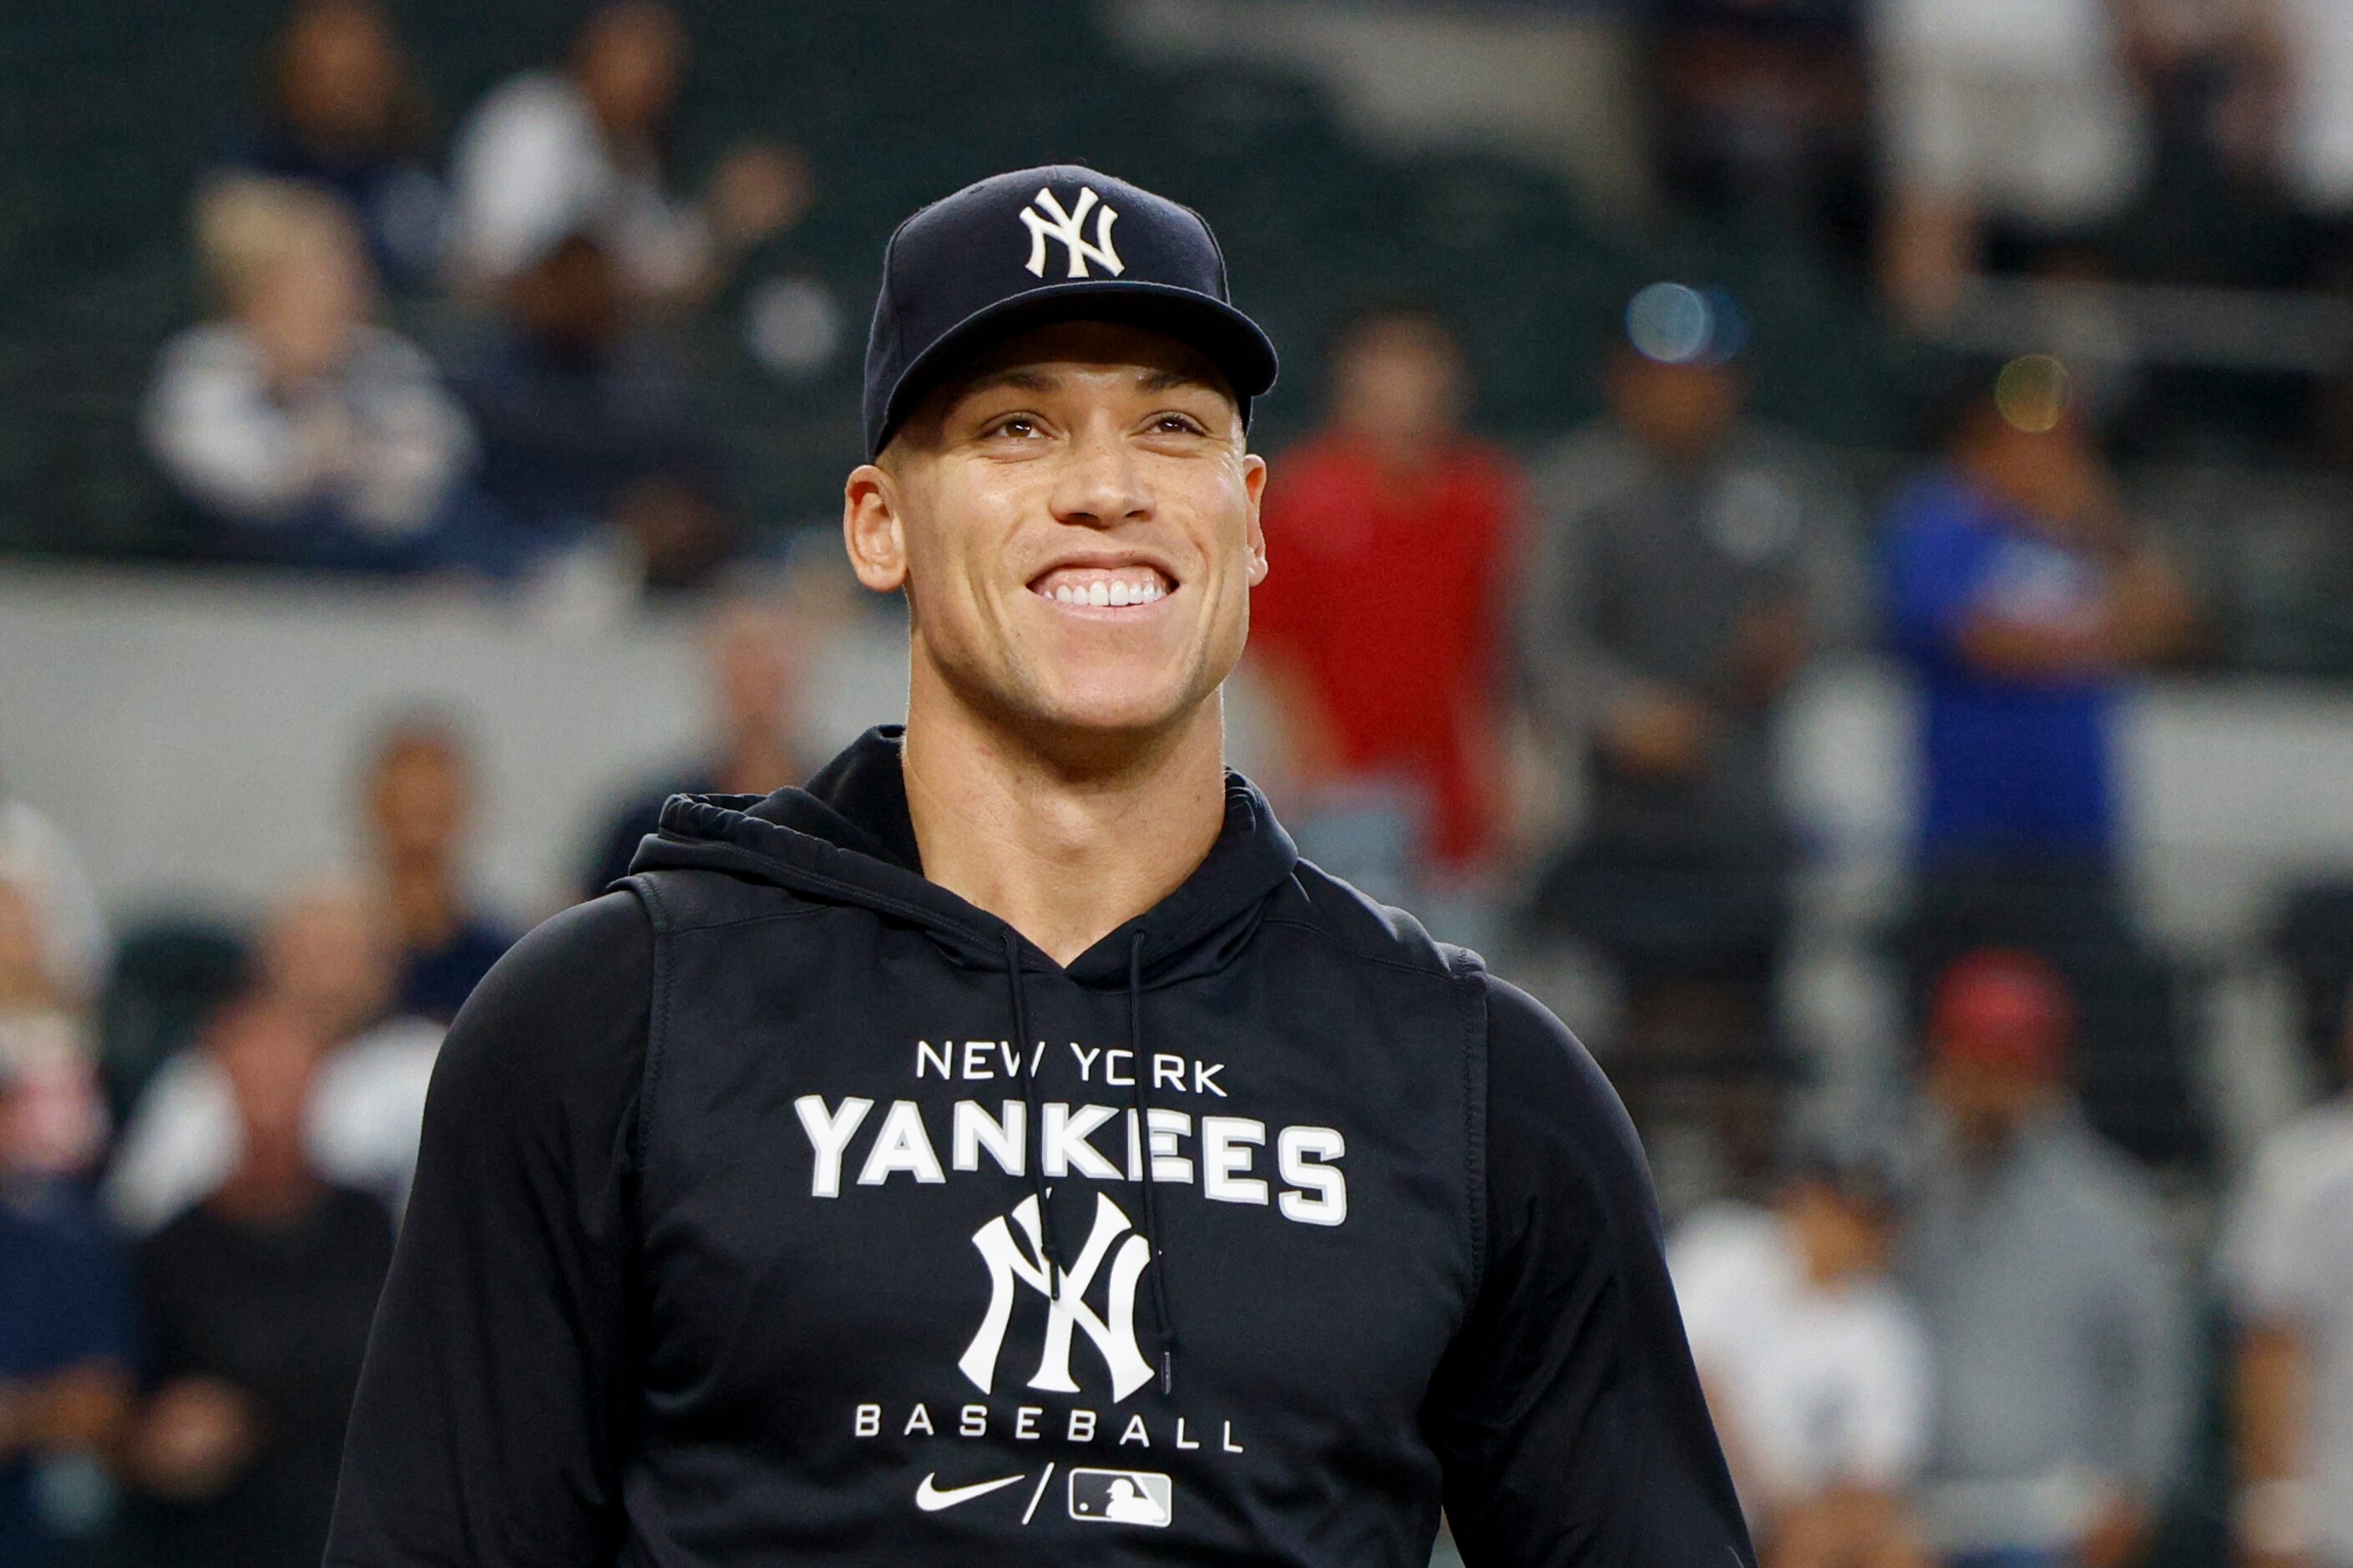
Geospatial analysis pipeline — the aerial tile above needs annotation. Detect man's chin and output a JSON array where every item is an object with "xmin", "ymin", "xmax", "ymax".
[{"xmin": 1010, "ymin": 678, "xmax": 1213, "ymax": 751}]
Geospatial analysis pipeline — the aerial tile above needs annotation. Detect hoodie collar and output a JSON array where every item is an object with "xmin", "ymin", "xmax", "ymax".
[{"xmin": 630, "ymin": 726, "xmax": 1299, "ymax": 989}]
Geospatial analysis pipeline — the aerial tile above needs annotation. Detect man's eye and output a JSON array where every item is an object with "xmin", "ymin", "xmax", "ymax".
[
  {"xmin": 1152, "ymin": 413, "xmax": 1206, "ymax": 436},
  {"xmin": 989, "ymin": 416, "xmax": 1041, "ymax": 438}
]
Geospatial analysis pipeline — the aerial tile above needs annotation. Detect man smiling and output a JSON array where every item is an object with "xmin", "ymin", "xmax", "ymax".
[{"xmin": 324, "ymin": 166, "xmax": 1750, "ymax": 1567}]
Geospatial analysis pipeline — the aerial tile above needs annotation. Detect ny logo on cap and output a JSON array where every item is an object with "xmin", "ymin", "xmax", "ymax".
[{"xmin": 1020, "ymin": 186, "xmax": 1126, "ymax": 281}]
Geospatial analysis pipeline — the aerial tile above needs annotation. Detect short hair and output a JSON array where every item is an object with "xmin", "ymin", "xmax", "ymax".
[
  {"xmin": 1328, "ymin": 300, "xmax": 1460, "ymax": 362},
  {"xmin": 192, "ymin": 176, "xmax": 363, "ymax": 315},
  {"xmin": 360, "ymin": 707, "xmax": 473, "ymax": 781}
]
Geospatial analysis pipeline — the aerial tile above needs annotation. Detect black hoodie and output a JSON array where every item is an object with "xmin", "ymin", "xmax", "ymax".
[{"xmin": 326, "ymin": 727, "xmax": 1749, "ymax": 1567}]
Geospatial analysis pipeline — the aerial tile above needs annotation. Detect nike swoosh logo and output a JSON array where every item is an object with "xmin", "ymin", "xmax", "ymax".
[{"xmin": 915, "ymin": 1471, "xmax": 1027, "ymax": 1512}]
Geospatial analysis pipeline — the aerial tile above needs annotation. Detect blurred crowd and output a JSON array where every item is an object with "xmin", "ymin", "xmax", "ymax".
[
  {"xmin": 1666, "ymin": 0, "xmax": 2353, "ymax": 295},
  {"xmin": 140, "ymin": 0, "xmax": 807, "ymax": 592},
  {"xmin": 118, "ymin": 0, "xmax": 2353, "ymax": 591},
  {"xmin": 7, "ymin": 1, "xmax": 2353, "ymax": 1566},
  {"xmin": 0, "ymin": 590, "xmax": 815, "ymax": 1568}
]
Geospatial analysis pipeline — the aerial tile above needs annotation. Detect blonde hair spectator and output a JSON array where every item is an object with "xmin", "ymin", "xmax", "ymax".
[{"xmin": 192, "ymin": 177, "xmax": 364, "ymax": 320}]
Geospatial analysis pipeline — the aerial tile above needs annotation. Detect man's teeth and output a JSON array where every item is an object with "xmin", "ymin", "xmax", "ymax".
[{"xmin": 1046, "ymin": 579, "xmax": 1166, "ymax": 607}]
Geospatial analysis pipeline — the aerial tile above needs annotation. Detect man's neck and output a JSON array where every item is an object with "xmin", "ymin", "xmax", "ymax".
[{"xmin": 899, "ymin": 668, "xmax": 1228, "ymax": 967}]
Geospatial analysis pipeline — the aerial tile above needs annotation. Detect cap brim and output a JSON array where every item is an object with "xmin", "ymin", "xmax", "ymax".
[{"xmin": 874, "ymin": 281, "xmax": 1278, "ymax": 457}]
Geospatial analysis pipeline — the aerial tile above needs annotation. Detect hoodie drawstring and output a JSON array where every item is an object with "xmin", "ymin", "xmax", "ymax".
[
  {"xmin": 1003, "ymin": 928, "xmax": 1061, "ymax": 1272},
  {"xmin": 999, "ymin": 927, "xmax": 1176, "ymax": 1395},
  {"xmin": 1127, "ymin": 933, "xmax": 1177, "ymax": 1396}
]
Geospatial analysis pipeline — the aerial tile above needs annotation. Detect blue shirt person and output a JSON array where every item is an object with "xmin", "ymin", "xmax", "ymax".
[
  {"xmin": 0, "ymin": 1180, "xmax": 139, "ymax": 1566},
  {"xmin": 1885, "ymin": 472, "xmax": 2117, "ymax": 859},
  {"xmin": 1881, "ymin": 392, "xmax": 2193, "ymax": 868}
]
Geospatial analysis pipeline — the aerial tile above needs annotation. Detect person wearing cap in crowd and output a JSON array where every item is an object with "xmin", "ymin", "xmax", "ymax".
[
  {"xmin": 326, "ymin": 165, "xmax": 1750, "ymax": 1565},
  {"xmin": 1669, "ymin": 1136, "xmax": 1934, "ymax": 1568},
  {"xmin": 1516, "ymin": 284, "xmax": 1851, "ymax": 1195},
  {"xmin": 2221, "ymin": 992, "xmax": 2353, "ymax": 1568},
  {"xmin": 1900, "ymin": 949, "xmax": 2192, "ymax": 1568}
]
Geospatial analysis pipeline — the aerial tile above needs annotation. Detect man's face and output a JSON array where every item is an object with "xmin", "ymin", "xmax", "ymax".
[
  {"xmin": 263, "ymin": 883, "xmax": 393, "ymax": 1040},
  {"xmin": 577, "ymin": 2, "xmax": 682, "ymax": 138},
  {"xmin": 1780, "ymin": 1178, "xmax": 1894, "ymax": 1286},
  {"xmin": 368, "ymin": 737, "xmax": 468, "ymax": 863},
  {"xmin": 1927, "ymin": 1055, "xmax": 2054, "ymax": 1154},
  {"xmin": 1609, "ymin": 351, "xmax": 1743, "ymax": 458},
  {"xmin": 848, "ymin": 321, "xmax": 1268, "ymax": 744},
  {"xmin": 1332, "ymin": 320, "xmax": 1464, "ymax": 453}
]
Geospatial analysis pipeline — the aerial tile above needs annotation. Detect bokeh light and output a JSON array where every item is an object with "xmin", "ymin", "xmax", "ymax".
[
  {"xmin": 1996, "ymin": 354, "xmax": 2069, "ymax": 433},
  {"xmin": 1625, "ymin": 281, "xmax": 1747, "ymax": 367},
  {"xmin": 1627, "ymin": 282, "xmax": 1713, "ymax": 365}
]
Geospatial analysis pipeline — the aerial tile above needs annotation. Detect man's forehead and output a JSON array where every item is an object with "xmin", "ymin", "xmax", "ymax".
[
  {"xmin": 958, "ymin": 363, "xmax": 1225, "ymax": 398},
  {"xmin": 952, "ymin": 320, "xmax": 1235, "ymax": 398}
]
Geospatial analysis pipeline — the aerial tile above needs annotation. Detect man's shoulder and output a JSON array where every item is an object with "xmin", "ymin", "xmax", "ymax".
[
  {"xmin": 419, "ymin": 892, "xmax": 654, "ymax": 1153},
  {"xmin": 441, "ymin": 893, "xmax": 654, "ymax": 1064},
  {"xmin": 2039, "ymin": 1115, "xmax": 2172, "ymax": 1234},
  {"xmin": 2244, "ymin": 1101, "xmax": 2353, "ymax": 1211},
  {"xmin": 1269, "ymin": 858, "xmax": 1470, "ymax": 987},
  {"xmin": 495, "ymin": 890, "xmax": 655, "ymax": 982}
]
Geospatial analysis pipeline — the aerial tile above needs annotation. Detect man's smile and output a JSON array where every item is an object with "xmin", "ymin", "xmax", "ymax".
[{"xmin": 1026, "ymin": 561, "xmax": 1177, "ymax": 613}]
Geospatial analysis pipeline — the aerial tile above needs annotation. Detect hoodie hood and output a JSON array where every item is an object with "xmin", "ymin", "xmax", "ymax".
[{"xmin": 630, "ymin": 726, "xmax": 1301, "ymax": 991}]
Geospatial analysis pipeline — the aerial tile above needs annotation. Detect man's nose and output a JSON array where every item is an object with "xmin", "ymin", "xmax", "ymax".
[{"xmin": 1050, "ymin": 422, "xmax": 1151, "ymax": 529}]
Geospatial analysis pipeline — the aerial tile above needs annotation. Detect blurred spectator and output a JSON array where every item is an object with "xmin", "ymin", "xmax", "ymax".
[
  {"xmin": 579, "ymin": 593, "xmax": 812, "ymax": 899},
  {"xmin": 1520, "ymin": 286, "xmax": 1839, "ymax": 1096},
  {"xmin": 0, "ymin": 777, "xmax": 111, "ymax": 1010},
  {"xmin": 1671, "ymin": 1145, "xmax": 1933, "ymax": 1568},
  {"xmin": 1884, "ymin": 370, "xmax": 2209, "ymax": 1168},
  {"xmin": 1654, "ymin": 0, "xmax": 1869, "ymax": 244},
  {"xmin": 143, "ymin": 178, "xmax": 478, "ymax": 572},
  {"xmin": 2126, "ymin": 0, "xmax": 2281, "ymax": 169},
  {"xmin": 443, "ymin": 0, "xmax": 809, "ymax": 304},
  {"xmin": 2221, "ymin": 999, "xmax": 2353, "ymax": 1568},
  {"xmin": 2218, "ymin": 0, "xmax": 2353, "ymax": 219},
  {"xmin": 359, "ymin": 713, "xmax": 514, "ymax": 1025},
  {"xmin": 1249, "ymin": 305, "xmax": 1522, "ymax": 910},
  {"xmin": 224, "ymin": 0, "xmax": 443, "ymax": 288},
  {"xmin": 450, "ymin": 231, "xmax": 736, "ymax": 585},
  {"xmin": 0, "ymin": 1053, "xmax": 136, "ymax": 1568},
  {"xmin": 106, "ymin": 878, "xmax": 438, "ymax": 1232},
  {"xmin": 119, "ymin": 996, "xmax": 393, "ymax": 1568},
  {"xmin": 1901, "ymin": 950, "xmax": 2194, "ymax": 1568},
  {"xmin": 0, "ymin": 879, "xmax": 107, "ymax": 1181},
  {"xmin": 1885, "ymin": 366, "xmax": 2194, "ymax": 895},
  {"xmin": 1871, "ymin": 0, "xmax": 2153, "ymax": 323}
]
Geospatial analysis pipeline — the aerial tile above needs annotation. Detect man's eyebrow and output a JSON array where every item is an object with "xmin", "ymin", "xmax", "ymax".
[
  {"xmin": 960, "ymin": 368, "xmax": 1058, "ymax": 397},
  {"xmin": 960, "ymin": 367, "xmax": 1218, "ymax": 396},
  {"xmin": 1140, "ymin": 367, "xmax": 1222, "ymax": 393}
]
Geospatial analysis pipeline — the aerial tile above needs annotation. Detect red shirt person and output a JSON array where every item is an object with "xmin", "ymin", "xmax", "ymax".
[{"xmin": 1251, "ymin": 307, "xmax": 1522, "ymax": 872}]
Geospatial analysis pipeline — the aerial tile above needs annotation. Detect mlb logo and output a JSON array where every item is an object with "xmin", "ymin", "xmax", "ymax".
[{"xmin": 1067, "ymin": 1468, "xmax": 1172, "ymax": 1527}]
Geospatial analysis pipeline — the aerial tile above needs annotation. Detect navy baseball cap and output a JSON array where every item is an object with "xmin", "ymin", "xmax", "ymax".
[{"xmin": 863, "ymin": 164, "xmax": 1279, "ymax": 458}]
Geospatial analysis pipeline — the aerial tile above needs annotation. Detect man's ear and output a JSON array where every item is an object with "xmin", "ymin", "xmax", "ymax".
[
  {"xmin": 843, "ymin": 462, "xmax": 908, "ymax": 594},
  {"xmin": 1242, "ymin": 452, "xmax": 1269, "ymax": 587}
]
